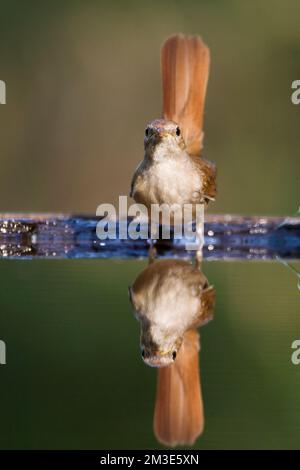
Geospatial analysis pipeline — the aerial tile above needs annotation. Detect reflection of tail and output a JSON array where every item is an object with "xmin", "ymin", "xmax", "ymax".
[{"xmin": 153, "ymin": 329, "xmax": 204, "ymax": 446}]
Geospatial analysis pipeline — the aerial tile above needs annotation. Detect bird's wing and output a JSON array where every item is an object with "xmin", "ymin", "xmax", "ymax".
[{"xmin": 161, "ymin": 34, "xmax": 210, "ymax": 156}]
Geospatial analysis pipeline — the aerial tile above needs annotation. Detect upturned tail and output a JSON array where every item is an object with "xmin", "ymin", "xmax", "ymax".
[
  {"xmin": 161, "ymin": 34, "xmax": 210, "ymax": 156},
  {"xmin": 153, "ymin": 329, "xmax": 204, "ymax": 447}
]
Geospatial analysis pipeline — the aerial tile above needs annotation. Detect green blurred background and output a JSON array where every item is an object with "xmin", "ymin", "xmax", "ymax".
[{"xmin": 0, "ymin": 0, "xmax": 299, "ymax": 450}]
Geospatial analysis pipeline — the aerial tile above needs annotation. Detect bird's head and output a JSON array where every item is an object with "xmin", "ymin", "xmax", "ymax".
[
  {"xmin": 139, "ymin": 322, "xmax": 183, "ymax": 368},
  {"xmin": 144, "ymin": 119, "xmax": 185, "ymax": 157}
]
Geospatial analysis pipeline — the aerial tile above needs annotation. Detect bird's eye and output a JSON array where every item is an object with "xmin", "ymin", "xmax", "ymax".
[
  {"xmin": 172, "ymin": 351, "xmax": 177, "ymax": 361},
  {"xmin": 145, "ymin": 127, "xmax": 149, "ymax": 137},
  {"xmin": 176, "ymin": 126, "xmax": 180, "ymax": 136}
]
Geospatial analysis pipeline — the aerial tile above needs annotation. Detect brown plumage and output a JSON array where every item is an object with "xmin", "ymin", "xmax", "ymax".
[
  {"xmin": 130, "ymin": 33, "xmax": 216, "ymax": 212},
  {"xmin": 130, "ymin": 33, "xmax": 216, "ymax": 447},
  {"xmin": 161, "ymin": 34, "xmax": 210, "ymax": 156},
  {"xmin": 154, "ymin": 329, "xmax": 204, "ymax": 447},
  {"xmin": 129, "ymin": 259, "xmax": 215, "ymax": 447}
]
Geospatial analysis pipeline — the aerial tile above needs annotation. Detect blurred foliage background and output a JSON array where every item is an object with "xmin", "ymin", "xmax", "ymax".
[{"xmin": 0, "ymin": 0, "xmax": 299, "ymax": 450}]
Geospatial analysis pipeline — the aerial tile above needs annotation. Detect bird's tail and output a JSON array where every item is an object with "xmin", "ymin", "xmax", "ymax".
[
  {"xmin": 153, "ymin": 329, "xmax": 204, "ymax": 447},
  {"xmin": 161, "ymin": 34, "xmax": 210, "ymax": 156}
]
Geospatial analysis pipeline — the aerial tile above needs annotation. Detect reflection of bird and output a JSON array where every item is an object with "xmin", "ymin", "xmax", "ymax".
[
  {"xmin": 130, "ymin": 34, "xmax": 216, "ymax": 213},
  {"xmin": 129, "ymin": 259, "xmax": 215, "ymax": 446}
]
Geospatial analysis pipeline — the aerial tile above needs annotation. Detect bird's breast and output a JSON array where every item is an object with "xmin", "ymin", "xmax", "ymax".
[{"xmin": 144, "ymin": 156, "xmax": 203, "ymax": 206}]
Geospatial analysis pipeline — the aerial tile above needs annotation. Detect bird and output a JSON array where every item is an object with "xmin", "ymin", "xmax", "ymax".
[
  {"xmin": 129, "ymin": 33, "xmax": 216, "ymax": 447},
  {"xmin": 129, "ymin": 259, "xmax": 215, "ymax": 446},
  {"xmin": 130, "ymin": 34, "xmax": 216, "ymax": 216}
]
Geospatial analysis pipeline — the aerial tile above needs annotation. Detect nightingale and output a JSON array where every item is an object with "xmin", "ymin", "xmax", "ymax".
[
  {"xmin": 130, "ymin": 34, "xmax": 216, "ymax": 215},
  {"xmin": 129, "ymin": 33, "xmax": 216, "ymax": 447},
  {"xmin": 129, "ymin": 259, "xmax": 215, "ymax": 446}
]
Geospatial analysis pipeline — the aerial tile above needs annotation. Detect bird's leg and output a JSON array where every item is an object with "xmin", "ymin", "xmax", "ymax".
[
  {"xmin": 195, "ymin": 208, "xmax": 205, "ymax": 269},
  {"xmin": 195, "ymin": 235, "xmax": 203, "ymax": 269},
  {"xmin": 148, "ymin": 239, "xmax": 157, "ymax": 264}
]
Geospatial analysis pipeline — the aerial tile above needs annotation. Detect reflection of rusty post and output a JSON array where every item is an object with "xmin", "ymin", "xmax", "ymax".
[{"xmin": 0, "ymin": 214, "xmax": 299, "ymax": 260}]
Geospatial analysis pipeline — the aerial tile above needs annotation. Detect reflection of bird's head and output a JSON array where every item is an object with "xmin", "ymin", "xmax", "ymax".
[
  {"xmin": 129, "ymin": 284, "xmax": 183, "ymax": 367},
  {"xmin": 144, "ymin": 119, "xmax": 185, "ymax": 156},
  {"xmin": 139, "ymin": 323, "xmax": 183, "ymax": 368}
]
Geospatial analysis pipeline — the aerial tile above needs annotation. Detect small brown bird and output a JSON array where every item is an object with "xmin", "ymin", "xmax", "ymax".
[
  {"xmin": 129, "ymin": 259, "xmax": 215, "ymax": 446},
  {"xmin": 130, "ymin": 34, "xmax": 216, "ymax": 212},
  {"xmin": 129, "ymin": 33, "xmax": 216, "ymax": 447}
]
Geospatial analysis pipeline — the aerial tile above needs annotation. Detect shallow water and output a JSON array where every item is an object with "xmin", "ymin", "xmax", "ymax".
[
  {"xmin": 0, "ymin": 259, "xmax": 299, "ymax": 450},
  {"xmin": 0, "ymin": 214, "xmax": 299, "ymax": 260}
]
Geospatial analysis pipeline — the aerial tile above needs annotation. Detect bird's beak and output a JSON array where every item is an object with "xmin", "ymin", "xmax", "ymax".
[
  {"xmin": 149, "ymin": 129, "xmax": 168, "ymax": 142},
  {"xmin": 142, "ymin": 348, "xmax": 174, "ymax": 368},
  {"xmin": 143, "ymin": 355, "xmax": 172, "ymax": 368},
  {"xmin": 155, "ymin": 128, "xmax": 167, "ymax": 137}
]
